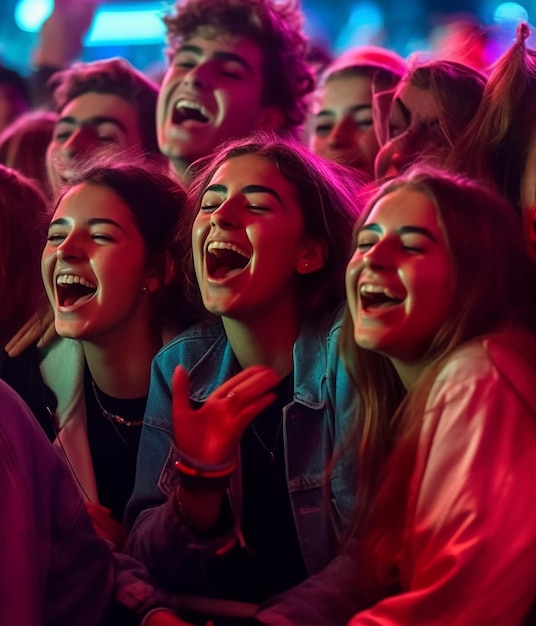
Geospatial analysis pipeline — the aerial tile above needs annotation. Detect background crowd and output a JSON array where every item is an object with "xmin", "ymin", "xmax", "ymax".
[{"xmin": 0, "ymin": 1, "xmax": 535, "ymax": 625}]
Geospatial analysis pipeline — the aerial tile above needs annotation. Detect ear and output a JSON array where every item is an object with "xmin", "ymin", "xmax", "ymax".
[
  {"xmin": 256, "ymin": 105, "xmax": 286, "ymax": 131},
  {"xmin": 296, "ymin": 237, "xmax": 328, "ymax": 274}
]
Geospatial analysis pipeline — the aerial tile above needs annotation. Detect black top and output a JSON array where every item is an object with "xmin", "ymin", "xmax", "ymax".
[
  {"xmin": 240, "ymin": 373, "xmax": 308, "ymax": 602},
  {"xmin": 0, "ymin": 346, "xmax": 57, "ymax": 441},
  {"xmin": 84, "ymin": 367, "xmax": 145, "ymax": 522}
]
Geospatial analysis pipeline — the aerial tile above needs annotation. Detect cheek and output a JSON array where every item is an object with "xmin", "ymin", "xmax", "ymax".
[{"xmin": 41, "ymin": 250, "xmax": 55, "ymax": 291}]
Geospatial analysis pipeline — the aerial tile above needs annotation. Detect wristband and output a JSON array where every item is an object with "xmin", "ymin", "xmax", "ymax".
[{"xmin": 174, "ymin": 457, "xmax": 237, "ymax": 493}]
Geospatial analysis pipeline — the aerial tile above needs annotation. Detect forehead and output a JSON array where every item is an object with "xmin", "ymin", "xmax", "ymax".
[
  {"xmin": 365, "ymin": 187, "xmax": 441, "ymax": 232},
  {"xmin": 392, "ymin": 81, "xmax": 440, "ymax": 124},
  {"xmin": 59, "ymin": 93, "xmax": 139, "ymax": 129},
  {"xmin": 179, "ymin": 31, "xmax": 264, "ymax": 71},
  {"xmin": 53, "ymin": 183, "xmax": 137, "ymax": 226},
  {"xmin": 315, "ymin": 74, "xmax": 373, "ymax": 112},
  {"xmin": 206, "ymin": 154, "xmax": 298, "ymax": 199}
]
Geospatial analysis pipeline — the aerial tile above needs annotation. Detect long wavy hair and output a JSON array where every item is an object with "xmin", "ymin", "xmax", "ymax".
[
  {"xmin": 447, "ymin": 23, "xmax": 536, "ymax": 213},
  {"xmin": 0, "ymin": 165, "xmax": 51, "ymax": 345},
  {"xmin": 340, "ymin": 166, "xmax": 536, "ymax": 589}
]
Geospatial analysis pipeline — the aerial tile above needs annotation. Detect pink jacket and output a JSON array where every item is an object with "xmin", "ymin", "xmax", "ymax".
[{"xmin": 257, "ymin": 333, "xmax": 536, "ymax": 625}]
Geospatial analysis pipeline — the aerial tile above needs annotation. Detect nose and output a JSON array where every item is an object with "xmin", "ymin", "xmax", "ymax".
[
  {"xmin": 209, "ymin": 200, "xmax": 239, "ymax": 230},
  {"xmin": 182, "ymin": 62, "xmax": 212, "ymax": 90},
  {"xmin": 61, "ymin": 128, "xmax": 97, "ymax": 159},
  {"xmin": 327, "ymin": 118, "xmax": 353, "ymax": 148},
  {"xmin": 361, "ymin": 237, "xmax": 395, "ymax": 269},
  {"xmin": 56, "ymin": 232, "xmax": 86, "ymax": 262}
]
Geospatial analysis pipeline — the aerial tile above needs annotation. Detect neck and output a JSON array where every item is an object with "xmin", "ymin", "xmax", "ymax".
[
  {"xmin": 83, "ymin": 324, "xmax": 161, "ymax": 398},
  {"xmin": 169, "ymin": 156, "xmax": 190, "ymax": 180},
  {"xmin": 390, "ymin": 358, "xmax": 426, "ymax": 390},
  {"xmin": 222, "ymin": 303, "xmax": 301, "ymax": 376}
]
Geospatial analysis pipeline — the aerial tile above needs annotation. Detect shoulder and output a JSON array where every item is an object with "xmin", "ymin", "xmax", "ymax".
[
  {"xmin": 153, "ymin": 320, "xmax": 227, "ymax": 373},
  {"xmin": 427, "ymin": 331, "xmax": 536, "ymax": 419},
  {"xmin": 297, "ymin": 302, "xmax": 345, "ymax": 349}
]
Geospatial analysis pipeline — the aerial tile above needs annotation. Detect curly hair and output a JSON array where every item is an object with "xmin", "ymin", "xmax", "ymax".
[{"xmin": 163, "ymin": 0, "xmax": 315, "ymax": 135}]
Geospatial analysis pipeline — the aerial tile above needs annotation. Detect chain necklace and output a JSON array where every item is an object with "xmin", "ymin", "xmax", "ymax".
[
  {"xmin": 90, "ymin": 379, "xmax": 143, "ymax": 427},
  {"xmin": 250, "ymin": 416, "xmax": 283, "ymax": 462}
]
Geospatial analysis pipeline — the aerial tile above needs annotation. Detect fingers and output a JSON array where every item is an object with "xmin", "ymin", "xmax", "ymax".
[
  {"xmin": 215, "ymin": 365, "xmax": 282, "ymax": 400},
  {"xmin": 5, "ymin": 314, "xmax": 42, "ymax": 356},
  {"xmin": 5, "ymin": 304, "xmax": 56, "ymax": 356},
  {"xmin": 206, "ymin": 366, "xmax": 282, "ymax": 431},
  {"xmin": 36, "ymin": 310, "xmax": 58, "ymax": 348}
]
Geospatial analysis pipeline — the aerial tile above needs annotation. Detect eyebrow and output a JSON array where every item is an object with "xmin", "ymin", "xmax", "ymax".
[
  {"xmin": 55, "ymin": 116, "xmax": 128, "ymax": 133},
  {"xmin": 316, "ymin": 104, "xmax": 372, "ymax": 118},
  {"xmin": 203, "ymin": 183, "xmax": 283, "ymax": 206},
  {"xmin": 48, "ymin": 217, "xmax": 126, "ymax": 232},
  {"xmin": 177, "ymin": 44, "xmax": 253, "ymax": 73},
  {"xmin": 360, "ymin": 223, "xmax": 439, "ymax": 242}
]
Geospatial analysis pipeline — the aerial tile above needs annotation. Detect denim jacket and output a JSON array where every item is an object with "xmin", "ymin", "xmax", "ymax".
[{"xmin": 124, "ymin": 304, "xmax": 358, "ymax": 597}]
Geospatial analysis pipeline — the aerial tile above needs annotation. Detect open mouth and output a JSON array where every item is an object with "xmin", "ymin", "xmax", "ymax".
[
  {"xmin": 172, "ymin": 100, "xmax": 210, "ymax": 125},
  {"xmin": 56, "ymin": 274, "xmax": 97, "ymax": 308},
  {"xmin": 206, "ymin": 241, "xmax": 250, "ymax": 280},
  {"xmin": 359, "ymin": 283, "xmax": 404, "ymax": 310}
]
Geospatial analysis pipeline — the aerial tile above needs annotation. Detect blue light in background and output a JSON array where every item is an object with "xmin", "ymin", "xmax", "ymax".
[
  {"xmin": 15, "ymin": 0, "xmax": 167, "ymax": 45},
  {"xmin": 15, "ymin": 0, "xmax": 52, "ymax": 31},
  {"xmin": 493, "ymin": 1, "xmax": 528, "ymax": 22},
  {"xmin": 334, "ymin": 1, "xmax": 384, "ymax": 52}
]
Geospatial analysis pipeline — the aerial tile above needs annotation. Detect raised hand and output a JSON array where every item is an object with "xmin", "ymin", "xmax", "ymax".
[{"xmin": 171, "ymin": 365, "xmax": 281, "ymax": 468}]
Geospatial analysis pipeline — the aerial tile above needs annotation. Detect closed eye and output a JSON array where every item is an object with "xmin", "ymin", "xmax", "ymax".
[
  {"xmin": 314, "ymin": 123, "xmax": 332, "ymax": 136},
  {"xmin": 402, "ymin": 245, "xmax": 423, "ymax": 254},
  {"xmin": 92, "ymin": 234, "xmax": 115, "ymax": 242},
  {"xmin": 200, "ymin": 204, "xmax": 220, "ymax": 213},
  {"xmin": 47, "ymin": 234, "xmax": 66, "ymax": 245}
]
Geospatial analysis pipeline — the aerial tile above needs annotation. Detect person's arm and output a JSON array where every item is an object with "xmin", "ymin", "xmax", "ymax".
[
  {"xmin": 346, "ymin": 358, "xmax": 536, "ymax": 625},
  {"xmin": 29, "ymin": 0, "xmax": 99, "ymax": 108},
  {"xmin": 0, "ymin": 380, "xmax": 113, "ymax": 626},
  {"xmin": 124, "ymin": 354, "xmax": 280, "ymax": 591}
]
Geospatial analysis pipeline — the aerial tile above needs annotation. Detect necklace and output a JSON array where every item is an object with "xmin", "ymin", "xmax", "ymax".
[
  {"xmin": 250, "ymin": 416, "xmax": 283, "ymax": 462},
  {"xmin": 90, "ymin": 379, "xmax": 144, "ymax": 427}
]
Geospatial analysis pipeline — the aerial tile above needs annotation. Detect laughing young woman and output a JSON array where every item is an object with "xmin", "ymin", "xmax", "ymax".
[
  {"xmin": 255, "ymin": 167, "xmax": 536, "ymax": 626},
  {"xmin": 39, "ymin": 160, "xmax": 189, "ymax": 548},
  {"xmin": 123, "ymin": 132, "xmax": 364, "ymax": 618}
]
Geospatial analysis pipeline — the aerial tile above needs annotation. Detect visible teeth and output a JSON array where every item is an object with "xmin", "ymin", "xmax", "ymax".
[
  {"xmin": 175, "ymin": 100, "xmax": 207, "ymax": 115},
  {"xmin": 207, "ymin": 241, "xmax": 249, "ymax": 259},
  {"xmin": 56, "ymin": 274, "xmax": 96, "ymax": 289},
  {"xmin": 360, "ymin": 283, "xmax": 400, "ymax": 299}
]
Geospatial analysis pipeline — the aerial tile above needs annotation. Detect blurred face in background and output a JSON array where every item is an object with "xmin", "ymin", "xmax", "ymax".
[
  {"xmin": 309, "ymin": 71, "xmax": 378, "ymax": 176},
  {"xmin": 374, "ymin": 80, "xmax": 441, "ymax": 180}
]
